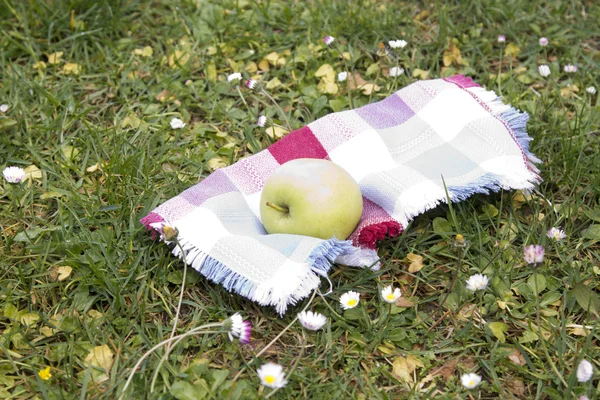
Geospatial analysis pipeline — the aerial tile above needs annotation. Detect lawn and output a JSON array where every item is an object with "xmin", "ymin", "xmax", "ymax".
[{"xmin": 1, "ymin": 0, "xmax": 599, "ymax": 398}]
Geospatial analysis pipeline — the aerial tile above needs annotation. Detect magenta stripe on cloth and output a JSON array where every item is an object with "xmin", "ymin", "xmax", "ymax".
[
  {"xmin": 347, "ymin": 198, "xmax": 402, "ymax": 249},
  {"xmin": 443, "ymin": 74, "xmax": 481, "ymax": 89},
  {"xmin": 267, "ymin": 125, "xmax": 329, "ymax": 164}
]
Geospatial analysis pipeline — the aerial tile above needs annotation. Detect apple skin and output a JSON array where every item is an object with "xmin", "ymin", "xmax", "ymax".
[{"xmin": 260, "ymin": 158, "xmax": 363, "ymax": 240}]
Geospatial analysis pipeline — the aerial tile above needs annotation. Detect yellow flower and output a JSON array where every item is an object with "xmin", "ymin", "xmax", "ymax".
[{"xmin": 38, "ymin": 367, "xmax": 52, "ymax": 380}]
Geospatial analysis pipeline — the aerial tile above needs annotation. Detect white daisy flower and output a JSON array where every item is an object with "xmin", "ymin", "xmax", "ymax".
[
  {"xmin": 497, "ymin": 35, "xmax": 506, "ymax": 43},
  {"xmin": 323, "ymin": 36, "xmax": 335, "ymax": 46},
  {"xmin": 389, "ymin": 66, "xmax": 404, "ymax": 77},
  {"xmin": 257, "ymin": 363, "xmax": 287, "ymax": 388},
  {"xmin": 339, "ymin": 291, "xmax": 360, "ymax": 310},
  {"xmin": 381, "ymin": 286, "xmax": 401, "ymax": 303},
  {"xmin": 227, "ymin": 313, "xmax": 251, "ymax": 344},
  {"xmin": 227, "ymin": 72, "xmax": 242, "ymax": 83},
  {"xmin": 586, "ymin": 86, "xmax": 596, "ymax": 94},
  {"xmin": 539, "ymin": 37, "xmax": 549, "ymax": 46},
  {"xmin": 461, "ymin": 373, "xmax": 482, "ymax": 389},
  {"xmin": 524, "ymin": 244, "xmax": 544, "ymax": 265},
  {"xmin": 337, "ymin": 71, "xmax": 348, "ymax": 82},
  {"xmin": 170, "ymin": 118, "xmax": 186, "ymax": 129},
  {"xmin": 297, "ymin": 311, "xmax": 327, "ymax": 331},
  {"xmin": 0, "ymin": 104, "xmax": 8, "ymax": 113},
  {"xmin": 577, "ymin": 359, "xmax": 593, "ymax": 383},
  {"xmin": 563, "ymin": 64, "xmax": 577, "ymax": 73},
  {"xmin": 388, "ymin": 39, "xmax": 407, "ymax": 49},
  {"xmin": 149, "ymin": 221, "xmax": 178, "ymax": 241},
  {"xmin": 538, "ymin": 65, "xmax": 551, "ymax": 77},
  {"xmin": 2, "ymin": 166, "xmax": 26, "ymax": 183},
  {"xmin": 257, "ymin": 115, "xmax": 267, "ymax": 127},
  {"xmin": 465, "ymin": 274, "xmax": 488, "ymax": 291},
  {"xmin": 245, "ymin": 79, "xmax": 258, "ymax": 90},
  {"xmin": 547, "ymin": 227, "xmax": 566, "ymax": 241}
]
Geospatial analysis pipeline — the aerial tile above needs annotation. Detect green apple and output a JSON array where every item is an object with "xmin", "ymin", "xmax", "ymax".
[{"xmin": 260, "ymin": 158, "xmax": 363, "ymax": 240}]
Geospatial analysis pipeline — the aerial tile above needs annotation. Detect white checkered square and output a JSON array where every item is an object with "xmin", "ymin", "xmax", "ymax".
[
  {"xmin": 328, "ymin": 129, "xmax": 397, "ymax": 181},
  {"xmin": 417, "ymin": 88, "xmax": 489, "ymax": 142}
]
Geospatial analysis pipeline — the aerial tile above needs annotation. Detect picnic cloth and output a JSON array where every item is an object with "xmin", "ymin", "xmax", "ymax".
[{"xmin": 141, "ymin": 75, "xmax": 541, "ymax": 314}]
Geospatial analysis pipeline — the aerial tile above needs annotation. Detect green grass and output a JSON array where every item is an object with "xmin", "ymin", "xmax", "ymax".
[{"xmin": 1, "ymin": 0, "xmax": 599, "ymax": 398}]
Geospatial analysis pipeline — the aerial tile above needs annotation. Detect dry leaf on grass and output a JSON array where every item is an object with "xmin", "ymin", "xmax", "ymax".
[
  {"xmin": 504, "ymin": 43, "xmax": 521, "ymax": 58},
  {"xmin": 47, "ymin": 52, "xmax": 64, "ymax": 65},
  {"xmin": 405, "ymin": 253, "xmax": 424, "ymax": 273},
  {"xmin": 85, "ymin": 344, "xmax": 114, "ymax": 383},
  {"xmin": 426, "ymin": 358, "xmax": 458, "ymax": 382},
  {"xmin": 504, "ymin": 378, "xmax": 527, "ymax": 398},
  {"xmin": 133, "ymin": 46, "xmax": 153, "ymax": 57},
  {"xmin": 61, "ymin": 63, "xmax": 81, "ymax": 75},
  {"xmin": 265, "ymin": 126, "xmax": 287, "ymax": 138},
  {"xmin": 24, "ymin": 165, "xmax": 42, "ymax": 181},
  {"xmin": 50, "ymin": 266, "xmax": 73, "ymax": 282},
  {"xmin": 412, "ymin": 68, "xmax": 430, "ymax": 80},
  {"xmin": 507, "ymin": 348, "xmax": 526, "ymax": 366},
  {"xmin": 392, "ymin": 355, "xmax": 424, "ymax": 382},
  {"xmin": 443, "ymin": 42, "xmax": 463, "ymax": 67},
  {"xmin": 395, "ymin": 297, "xmax": 415, "ymax": 307},
  {"xmin": 346, "ymin": 72, "xmax": 380, "ymax": 95}
]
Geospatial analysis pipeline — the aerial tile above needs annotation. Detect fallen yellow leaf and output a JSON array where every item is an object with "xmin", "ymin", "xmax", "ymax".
[
  {"xmin": 560, "ymin": 85, "xmax": 579, "ymax": 98},
  {"xmin": 167, "ymin": 50, "xmax": 190, "ymax": 68},
  {"xmin": 244, "ymin": 61, "xmax": 258, "ymax": 73},
  {"xmin": 360, "ymin": 83, "xmax": 380, "ymax": 95},
  {"xmin": 414, "ymin": 9, "xmax": 429, "ymax": 21},
  {"xmin": 406, "ymin": 253, "xmax": 424, "ymax": 273},
  {"xmin": 122, "ymin": 115, "xmax": 141, "ymax": 129},
  {"xmin": 265, "ymin": 126, "xmax": 287, "ymax": 138},
  {"xmin": 207, "ymin": 158, "xmax": 228, "ymax": 171},
  {"xmin": 20, "ymin": 313, "xmax": 40, "ymax": 327},
  {"xmin": 56, "ymin": 266, "xmax": 72, "ymax": 281},
  {"xmin": 85, "ymin": 344, "xmax": 114, "ymax": 383},
  {"xmin": 395, "ymin": 297, "xmax": 415, "ymax": 307},
  {"xmin": 392, "ymin": 356, "xmax": 412, "ymax": 382},
  {"xmin": 86, "ymin": 163, "xmax": 100, "ymax": 173},
  {"xmin": 443, "ymin": 42, "xmax": 463, "ymax": 67},
  {"xmin": 40, "ymin": 326, "xmax": 55, "ymax": 337},
  {"xmin": 392, "ymin": 354, "xmax": 423, "ymax": 383},
  {"xmin": 317, "ymin": 79, "xmax": 339, "ymax": 94},
  {"xmin": 266, "ymin": 77, "xmax": 282, "ymax": 90},
  {"xmin": 47, "ymin": 52, "xmax": 64, "ymax": 65},
  {"xmin": 33, "ymin": 61, "xmax": 47, "ymax": 70},
  {"xmin": 133, "ymin": 46, "xmax": 153, "ymax": 57},
  {"xmin": 568, "ymin": 326, "xmax": 590, "ymax": 336},
  {"xmin": 412, "ymin": 68, "xmax": 430, "ymax": 80},
  {"xmin": 264, "ymin": 51, "xmax": 284, "ymax": 66},
  {"xmin": 315, "ymin": 64, "xmax": 335, "ymax": 83},
  {"xmin": 504, "ymin": 43, "xmax": 521, "ymax": 58},
  {"xmin": 61, "ymin": 63, "xmax": 81, "ymax": 75},
  {"xmin": 258, "ymin": 59, "xmax": 270, "ymax": 72},
  {"xmin": 507, "ymin": 348, "xmax": 526, "ymax": 366},
  {"xmin": 24, "ymin": 165, "xmax": 42, "ymax": 181}
]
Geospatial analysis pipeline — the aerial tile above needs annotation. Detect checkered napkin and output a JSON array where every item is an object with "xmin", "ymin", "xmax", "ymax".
[{"xmin": 142, "ymin": 75, "xmax": 540, "ymax": 314}]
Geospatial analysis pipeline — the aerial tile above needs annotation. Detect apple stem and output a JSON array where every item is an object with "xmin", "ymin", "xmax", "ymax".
[{"xmin": 265, "ymin": 202, "xmax": 289, "ymax": 213}]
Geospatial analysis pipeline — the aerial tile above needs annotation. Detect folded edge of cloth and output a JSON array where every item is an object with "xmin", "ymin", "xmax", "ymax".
[{"xmin": 141, "ymin": 75, "xmax": 541, "ymax": 314}]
